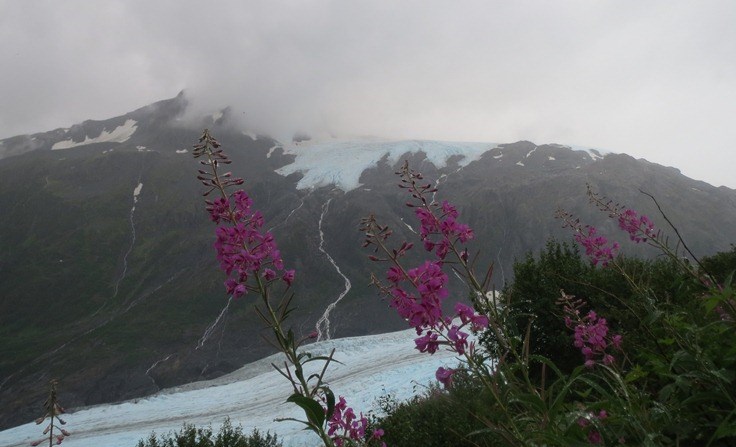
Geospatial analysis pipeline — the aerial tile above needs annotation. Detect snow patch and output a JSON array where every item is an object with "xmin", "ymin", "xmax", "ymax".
[
  {"xmin": 525, "ymin": 147, "xmax": 537, "ymax": 158},
  {"xmin": 133, "ymin": 183, "xmax": 143, "ymax": 203},
  {"xmin": 493, "ymin": 154, "xmax": 503, "ymax": 159},
  {"xmin": 276, "ymin": 139, "xmax": 495, "ymax": 191},
  {"xmin": 211, "ymin": 111, "xmax": 223, "ymax": 122},
  {"xmin": 176, "ymin": 149, "xmax": 188, "ymax": 154},
  {"xmin": 566, "ymin": 144, "xmax": 611, "ymax": 161},
  {"xmin": 548, "ymin": 156, "xmax": 556, "ymax": 161},
  {"xmin": 516, "ymin": 161, "xmax": 525, "ymax": 167},
  {"xmin": 244, "ymin": 131, "xmax": 258, "ymax": 141},
  {"xmin": 266, "ymin": 145, "xmax": 280, "ymax": 158},
  {"xmin": 51, "ymin": 119, "xmax": 138, "ymax": 150}
]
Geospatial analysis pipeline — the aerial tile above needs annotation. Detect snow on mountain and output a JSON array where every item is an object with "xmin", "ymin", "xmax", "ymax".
[
  {"xmin": 0, "ymin": 328, "xmax": 461, "ymax": 447},
  {"xmin": 51, "ymin": 119, "xmax": 138, "ymax": 150},
  {"xmin": 563, "ymin": 144, "xmax": 611, "ymax": 161},
  {"xmin": 276, "ymin": 139, "xmax": 497, "ymax": 191}
]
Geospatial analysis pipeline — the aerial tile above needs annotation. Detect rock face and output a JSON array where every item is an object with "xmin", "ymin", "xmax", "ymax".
[{"xmin": 1, "ymin": 94, "xmax": 735, "ymax": 429}]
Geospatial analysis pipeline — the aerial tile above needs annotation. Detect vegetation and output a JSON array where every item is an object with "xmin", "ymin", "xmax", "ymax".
[
  {"xmin": 30, "ymin": 379, "xmax": 70, "ymax": 446},
  {"xmin": 370, "ymin": 217, "xmax": 736, "ymax": 446},
  {"xmin": 128, "ymin": 132, "xmax": 736, "ymax": 446},
  {"xmin": 136, "ymin": 418, "xmax": 281, "ymax": 447}
]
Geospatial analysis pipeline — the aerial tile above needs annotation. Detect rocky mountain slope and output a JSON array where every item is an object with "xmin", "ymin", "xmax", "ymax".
[{"xmin": 2, "ymin": 93, "xmax": 735, "ymax": 429}]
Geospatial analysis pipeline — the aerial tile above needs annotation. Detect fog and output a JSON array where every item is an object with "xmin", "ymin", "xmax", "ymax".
[{"xmin": 2, "ymin": 0, "xmax": 735, "ymax": 187}]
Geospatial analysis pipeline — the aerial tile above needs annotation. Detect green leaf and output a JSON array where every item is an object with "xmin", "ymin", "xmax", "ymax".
[
  {"xmin": 286, "ymin": 394, "xmax": 325, "ymax": 429},
  {"xmin": 624, "ymin": 365, "xmax": 648, "ymax": 383},
  {"xmin": 321, "ymin": 386, "xmax": 336, "ymax": 421},
  {"xmin": 302, "ymin": 355, "xmax": 343, "ymax": 365}
]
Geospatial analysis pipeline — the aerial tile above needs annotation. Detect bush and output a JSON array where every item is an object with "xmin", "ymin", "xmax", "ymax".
[
  {"xmin": 136, "ymin": 418, "xmax": 282, "ymax": 447},
  {"xmin": 371, "ymin": 371, "xmax": 500, "ymax": 447},
  {"xmin": 492, "ymin": 240, "xmax": 702, "ymax": 375}
]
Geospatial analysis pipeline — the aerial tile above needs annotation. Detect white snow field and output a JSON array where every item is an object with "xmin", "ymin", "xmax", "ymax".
[
  {"xmin": 274, "ymin": 138, "xmax": 611, "ymax": 192},
  {"xmin": 276, "ymin": 139, "xmax": 498, "ymax": 192},
  {"xmin": 0, "ymin": 328, "xmax": 462, "ymax": 447},
  {"xmin": 51, "ymin": 119, "xmax": 138, "ymax": 150}
]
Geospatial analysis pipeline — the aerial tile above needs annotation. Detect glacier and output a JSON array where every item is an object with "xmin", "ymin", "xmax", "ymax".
[
  {"xmin": 274, "ymin": 138, "xmax": 613, "ymax": 192},
  {"xmin": 276, "ymin": 138, "xmax": 497, "ymax": 192},
  {"xmin": 0, "ymin": 328, "xmax": 461, "ymax": 447}
]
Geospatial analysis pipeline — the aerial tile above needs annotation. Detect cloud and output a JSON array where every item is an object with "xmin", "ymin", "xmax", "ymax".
[{"xmin": 1, "ymin": 0, "xmax": 735, "ymax": 187}]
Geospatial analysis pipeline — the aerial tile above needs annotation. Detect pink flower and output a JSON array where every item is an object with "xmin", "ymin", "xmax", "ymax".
[
  {"xmin": 575, "ymin": 226, "xmax": 619, "ymax": 267},
  {"xmin": 447, "ymin": 325, "xmax": 469, "ymax": 354},
  {"xmin": 415, "ymin": 331, "xmax": 440, "ymax": 354},
  {"xmin": 282, "ymin": 269, "xmax": 295, "ymax": 287},
  {"xmin": 454, "ymin": 302, "xmax": 488, "ymax": 330},
  {"xmin": 563, "ymin": 298, "xmax": 622, "ymax": 368},
  {"xmin": 588, "ymin": 430, "xmax": 602, "ymax": 444},
  {"xmin": 327, "ymin": 396, "xmax": 376, "ymax": 446},
  {"xmin": 618, "ymin": 209, "xmax": 656, "ymax": 243},
  {"xmin": 386, "ymin": 266, "xmax": 403, "ymax": 284},
  {"xmin": 435, "ymin": 367, "xmax": 455, "ymax": 387}
]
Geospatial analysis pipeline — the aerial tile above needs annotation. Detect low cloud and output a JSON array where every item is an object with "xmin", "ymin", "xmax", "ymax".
[{"xmin": 2, "ymin": 0, "xmax": 735, "ymax": 187}]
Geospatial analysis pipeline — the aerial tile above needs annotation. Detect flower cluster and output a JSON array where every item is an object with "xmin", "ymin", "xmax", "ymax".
[
  {"xmin": 363, "ymin": 161, "xmax": 490, "ymax": 387},
  {"xmin": 618, "ymin": 209, "xmax": 656, "ymax": 243},
  {"xmin": 382, "ymin": 216, "xmax": 487, "ymax": 361},
  {"xmin": 194, "ymin": 130, "xmax": 294, "ymax": 298},
  {"xmin": 559, "ymin": 187, "xmax": 664, "ymax": 268},
  {"xmin": 415, "ymin": 200, "xmax": 474, "ymax": 259},
  {"xmin": 561, "ymin": 293, "xmax": 622, "ymax": 368},
  {"xmin": 574, "ymin": 226, "xmax": 620, "ymax": 267},
  {"xmin": 435, "ymin": 366, "xmax": 455, "ymax": 387},
  {"xmin": 211, "ymin": 190, "xmax": 294, "ymax": 298},
  {"xmin": 387, "ymin": 260, "xmax": 448, "ymax": 337},
  {"xmin": 327, "ymin": 396, "xmax": 385, "ymax": 447}
]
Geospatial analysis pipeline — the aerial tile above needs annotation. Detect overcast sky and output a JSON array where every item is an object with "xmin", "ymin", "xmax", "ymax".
[{"xmin": 2, "ymin": 1, "xmax": 735, "ymax": 187}]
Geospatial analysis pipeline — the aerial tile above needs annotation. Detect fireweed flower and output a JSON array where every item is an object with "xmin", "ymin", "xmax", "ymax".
[
  {"xmin": 415, "ymin": 201, "xmax": 474, "ymax": 260},
  {"xmin": 211, "ymin": 199, "xmax": 294, "ymax": 298},
  {"xmin": 574, "ymin": 226, "xmax": 620, "ymax": 267},
  {"xmin": 618, "ymin": 209, "xmax": 657, "ymax": 243},
  {"xmin": 382, "ymin": 231, "xmax": 487, "ymax": 362},
  {"xmin": 327, "ymin": 396, "xmax": 385, "ymax": 447},
  {"xmin": 558, "ymin": 194, "xmax": 660, "ymax": 268},
  {"xmin": 194, "ymin": 132, "xmax": 294, "ymax": 298},
  {"xmin": 362, "ymin": 162, "xmax": 490, "ymax": 388},
  {"xmin": 560, "ymin": 292, "xmax": 622, "ymax": 368},
  {"xmin": 435, "ymin": 367, "xmax": 456, "ymax": 387}
]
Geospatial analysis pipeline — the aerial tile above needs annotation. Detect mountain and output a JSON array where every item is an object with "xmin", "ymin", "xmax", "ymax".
[{"xmin": 1, "ymin": 93, "xmax": 735, "ymax": 430}]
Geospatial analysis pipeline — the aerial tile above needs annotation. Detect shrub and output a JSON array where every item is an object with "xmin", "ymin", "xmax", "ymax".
[{"xmin": 136, "ymin": 418, "xmax": 282, "ymax": 447}]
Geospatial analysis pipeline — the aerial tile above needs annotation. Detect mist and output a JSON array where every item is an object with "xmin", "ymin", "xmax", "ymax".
[{"xmin": 2, "ymin": 0, "xmax": 735, "ymax": 187}]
